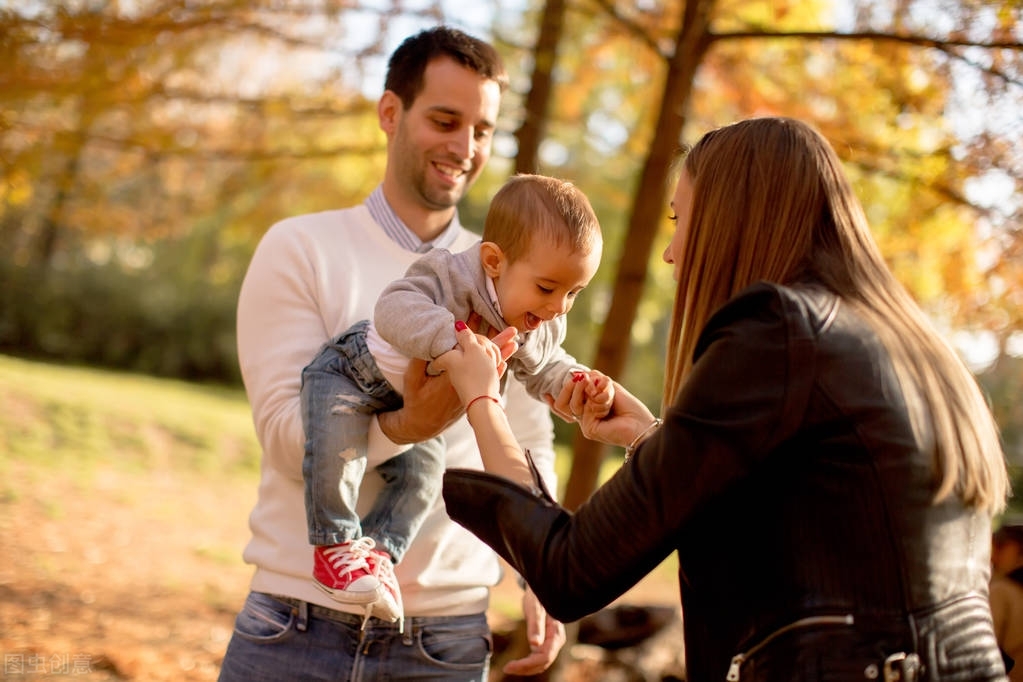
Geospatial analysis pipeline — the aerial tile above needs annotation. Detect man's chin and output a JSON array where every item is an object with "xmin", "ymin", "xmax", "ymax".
[{"xmin": 423, "ymin": 187, "xmax": 464, "ymax": 210}]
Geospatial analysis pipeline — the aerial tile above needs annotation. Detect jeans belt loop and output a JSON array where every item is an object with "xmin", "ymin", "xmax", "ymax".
[
  {"xmin": 295, "ymin": 599, "xmax": 309, "ymax": 632},
  {"xmin": 402, "ymin": 621, "xmax": 413, "ymax": 646}
]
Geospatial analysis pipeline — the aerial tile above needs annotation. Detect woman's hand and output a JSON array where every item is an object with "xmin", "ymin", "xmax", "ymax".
[
  {"xmin": 380, "ymin": 315, "xmax": 517, "ymax": 444},
  {"xmin": 434, "ymin": 322, "xmax": 534, "ymax": 485},
  {"xmin": 548, "ymin": 378, "xmax": 656, "ymax": 449},
  {"xmin": 547, "ymin": 370, "xmax": 611, "ymax": 423},
  {"xmin": 432, "ymin": 322, "xmax": 518, "ymax": 407}
]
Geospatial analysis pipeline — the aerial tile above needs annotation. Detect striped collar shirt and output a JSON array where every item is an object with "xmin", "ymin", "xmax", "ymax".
[{"xmin": 365, "ymin": 185, "xmax": 463, "ymax": 254}]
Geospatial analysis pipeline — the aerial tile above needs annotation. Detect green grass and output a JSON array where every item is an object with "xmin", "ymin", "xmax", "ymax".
[
  {"xmin": 0, "ymin": 354, "xmax": 260, "ymax": 478},
  {"xmin": 0, "ymin": 353, "xmax": 624, "ymax": 485},
  {"xmin": 0, "ymin": 353, "xmax": 678, "ymax": 609}
]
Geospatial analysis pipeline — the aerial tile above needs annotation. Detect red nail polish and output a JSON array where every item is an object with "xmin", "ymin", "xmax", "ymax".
[
  {"xmin": 455, "ymin": 320, "xmax": 467, "ymax": 331},
  {"xmin": 572, "ymin": 373, "xmax": 584, "ymax": 383}
]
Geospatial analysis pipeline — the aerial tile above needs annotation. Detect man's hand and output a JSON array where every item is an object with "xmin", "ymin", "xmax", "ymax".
[
  {"xmin": 378, "ymin": 356, "xmax": 464, "ymax": 444},
  {"xmin": 501, "ymin": 586, "xmax": 566, "ymax": 676}
]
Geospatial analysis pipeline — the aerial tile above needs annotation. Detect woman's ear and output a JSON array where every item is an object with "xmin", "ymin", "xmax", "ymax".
[{"xmin": 480, "ymin": 242, "xmax": 505, "ymax": 278}]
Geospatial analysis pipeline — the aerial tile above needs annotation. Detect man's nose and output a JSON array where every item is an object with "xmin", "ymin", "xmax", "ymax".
[{"xmin": 446, "ymin": 128, "xmax": 474, "ymax": 159}]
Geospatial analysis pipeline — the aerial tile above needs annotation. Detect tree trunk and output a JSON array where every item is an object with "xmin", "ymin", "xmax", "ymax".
[
  {"xmin": 513, "ymin": 0, "xmax": 567, "ymax": 175},
  {"xmin": 36, "ymin": 129, "xmax": 87, "ymax": 265},
  {"xmin": 562, "ymin": 0, "xmax": 716, "ymax": 511}
]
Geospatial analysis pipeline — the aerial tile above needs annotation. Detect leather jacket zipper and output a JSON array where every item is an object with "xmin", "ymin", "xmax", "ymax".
[{"xmin": 725, "ymin": 614, "xmax": 854, "ymax": 681}]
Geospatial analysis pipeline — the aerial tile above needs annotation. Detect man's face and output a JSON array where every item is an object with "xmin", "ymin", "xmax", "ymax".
[{"xmin": 383, "ymin": 56, "xmax": 502, "ymax": 213}]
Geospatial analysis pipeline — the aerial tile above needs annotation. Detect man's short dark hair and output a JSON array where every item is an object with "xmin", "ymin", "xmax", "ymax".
[{"xmin": 384, "ymin": 26, "xmax": 509, "ymax": 109}]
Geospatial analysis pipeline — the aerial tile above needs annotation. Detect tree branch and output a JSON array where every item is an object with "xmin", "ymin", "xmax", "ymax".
[
  {"xmin": 710, "ymin": 28, "xmax": 1023, "ymax": 52},
  {"xmin": 11, "ymin": 122, "xmax": 383, "ymax": 161},
  {"xmin": 708, "ymin": 28, "xmax": 1023, "ymax": 87}
]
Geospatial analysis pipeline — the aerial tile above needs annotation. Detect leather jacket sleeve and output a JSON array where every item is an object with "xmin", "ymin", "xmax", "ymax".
[{"xmin": 443, "ymin": 284, "xmax": 817, "ymax": 622}]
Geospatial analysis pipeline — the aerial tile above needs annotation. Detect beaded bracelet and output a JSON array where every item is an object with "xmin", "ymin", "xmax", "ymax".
[
  {"xmin": 466, "ymin": 395, "xmax": 501, "ymax": 412},
  {"xmin": 624, "ymin": 417, "xmax": 663, "ymax": 461}
]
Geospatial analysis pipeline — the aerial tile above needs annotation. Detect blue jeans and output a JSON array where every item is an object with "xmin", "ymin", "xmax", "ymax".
[
  {"xmin": 218, "ymin": 592, "xmax": 492, "ymax": 682},
  {"xmin": 300, "ymin": 320, "xmax": 444, "ymax": 561}
]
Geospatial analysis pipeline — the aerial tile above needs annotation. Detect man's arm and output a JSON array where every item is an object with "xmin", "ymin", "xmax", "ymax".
[{"xmin": 236, "ymin": 221, "xmax": 323, "ymax": 478}]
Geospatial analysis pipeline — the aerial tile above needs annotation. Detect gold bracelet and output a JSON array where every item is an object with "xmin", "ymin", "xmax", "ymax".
[
  {"xmin": 466, "ymin": 395, "xmax": 500, "ymax": 412},
  {"xmin": 625, "ymin": 417, "xmax": 662, "ymax": 461}
]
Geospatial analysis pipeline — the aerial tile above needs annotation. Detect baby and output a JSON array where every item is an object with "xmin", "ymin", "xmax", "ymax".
[{"xmin": 300, "ymin": 174, "xmax": 613, "ymax": 628}]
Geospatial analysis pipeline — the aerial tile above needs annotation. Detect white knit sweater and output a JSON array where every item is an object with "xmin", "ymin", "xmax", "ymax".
[{"xmin": 235, "ymin": 204, "xmax": 557, "ymax": 616}]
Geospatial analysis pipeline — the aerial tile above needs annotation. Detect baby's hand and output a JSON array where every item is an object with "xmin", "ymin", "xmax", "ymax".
[
  {"xmin": 578, "ymin": 370, "xmax": 614, "ymax": 420},
  {"xmin": 564, "ymin": 370, "xmax": 609, "ymax": 419},
  {"xmin": 548, "ymin": 369, "xmax": 616, "ymax": 423}
]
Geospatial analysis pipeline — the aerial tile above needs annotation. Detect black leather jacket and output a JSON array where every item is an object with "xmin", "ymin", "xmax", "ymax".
[{"xmin": 443, "ymin": 281, "xmax": 1006, "ymax": 682}]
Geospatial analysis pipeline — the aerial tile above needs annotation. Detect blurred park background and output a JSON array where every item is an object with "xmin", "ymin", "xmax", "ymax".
[
  {"xmin": 2, "ymin": 1, "xmax": 1023, "ymax": 679},
  {"xmin": 2, "ymin": 0, "xmax": 1023, "ymax": 506}
]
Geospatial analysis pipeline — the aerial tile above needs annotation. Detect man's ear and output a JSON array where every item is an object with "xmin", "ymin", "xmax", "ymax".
[
  {"xmin": 480, "ymin": 242, "xmax": 505, "ymax": 278},
  {"xmin": 378, "ymin": 91, "xmax": 401, "ymax": 135}
]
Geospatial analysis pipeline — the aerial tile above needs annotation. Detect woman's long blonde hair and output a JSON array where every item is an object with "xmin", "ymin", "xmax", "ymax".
[{"xmin": 664, "ymin": 117, "xmax": 1007, "ymax": 513}]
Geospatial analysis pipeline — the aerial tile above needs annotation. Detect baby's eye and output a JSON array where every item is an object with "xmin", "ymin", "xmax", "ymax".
[{"xmin": 538, "ymin": 285, "xmax": 553, "ymax": 294}]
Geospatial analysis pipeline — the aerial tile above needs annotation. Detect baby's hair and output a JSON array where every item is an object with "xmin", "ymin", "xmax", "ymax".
[{"xmin": 482, "ymin": 174, "xmax": 601, "ymax": 262}]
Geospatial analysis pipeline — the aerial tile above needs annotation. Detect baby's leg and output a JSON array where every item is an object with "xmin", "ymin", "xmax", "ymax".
[{"xmin": 362, "ymin": 435, "xmax": 446, "ymax": 563}]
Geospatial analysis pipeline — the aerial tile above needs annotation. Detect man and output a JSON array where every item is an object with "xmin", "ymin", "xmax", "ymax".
[{"xmin": 218, "ymin": 26, "xmax": 565, "ymax": 681}]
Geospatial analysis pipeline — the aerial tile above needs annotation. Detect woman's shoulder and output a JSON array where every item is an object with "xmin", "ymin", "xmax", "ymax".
[{"xmin": 708, "ymin": 281, "xmax": 839, "ymax": 336}]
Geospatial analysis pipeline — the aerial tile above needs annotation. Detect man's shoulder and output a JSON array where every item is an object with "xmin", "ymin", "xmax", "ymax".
[
  {"xmin": 259, "ymin": 205, "xmax": 394, "ymax": 255},
  {"xmin": 269, "ymin": 205, "xmax": 372, "ymax": 234},
  {"xmin": 416, "ymin": 240, "xmax": 482, "ymax": 269},
  {"xmin": 450, "ymin": 230, "xmax": 484, "ymax": 252}
]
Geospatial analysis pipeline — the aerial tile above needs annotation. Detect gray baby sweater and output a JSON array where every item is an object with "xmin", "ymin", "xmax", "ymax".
[{"xmin": 374, "ymin": 242, "xmax": 587, "ymax": 402}]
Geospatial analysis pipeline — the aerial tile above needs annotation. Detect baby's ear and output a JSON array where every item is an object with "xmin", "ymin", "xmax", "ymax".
[{"xmin": 479, "ymin": 241, "xmax": 506, "ymax": 277}]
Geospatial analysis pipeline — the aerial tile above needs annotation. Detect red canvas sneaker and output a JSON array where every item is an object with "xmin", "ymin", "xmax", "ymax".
[
  {"xmin": 367, "ymin": 549, "xmax": 404, "ymax": 631},
  {"xmin": 312, "ymin": 537, "xmax": 382, "ymax": 604}
]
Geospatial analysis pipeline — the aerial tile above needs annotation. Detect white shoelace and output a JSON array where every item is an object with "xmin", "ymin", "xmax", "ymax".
[{"xmin": 324, "ymin": 537, "xmax": 376, "ymax": 579}]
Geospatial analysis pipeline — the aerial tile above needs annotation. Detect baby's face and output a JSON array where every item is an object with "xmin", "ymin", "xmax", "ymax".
[{"xmin": 487, "ymin": 237, "xmax": 601, "ymax": 333}]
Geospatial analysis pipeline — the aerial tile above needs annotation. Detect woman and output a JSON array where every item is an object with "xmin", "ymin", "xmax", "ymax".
[{"xmin": 434, "ymin": 117, "xmax": 1010, "ymax": 681}]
